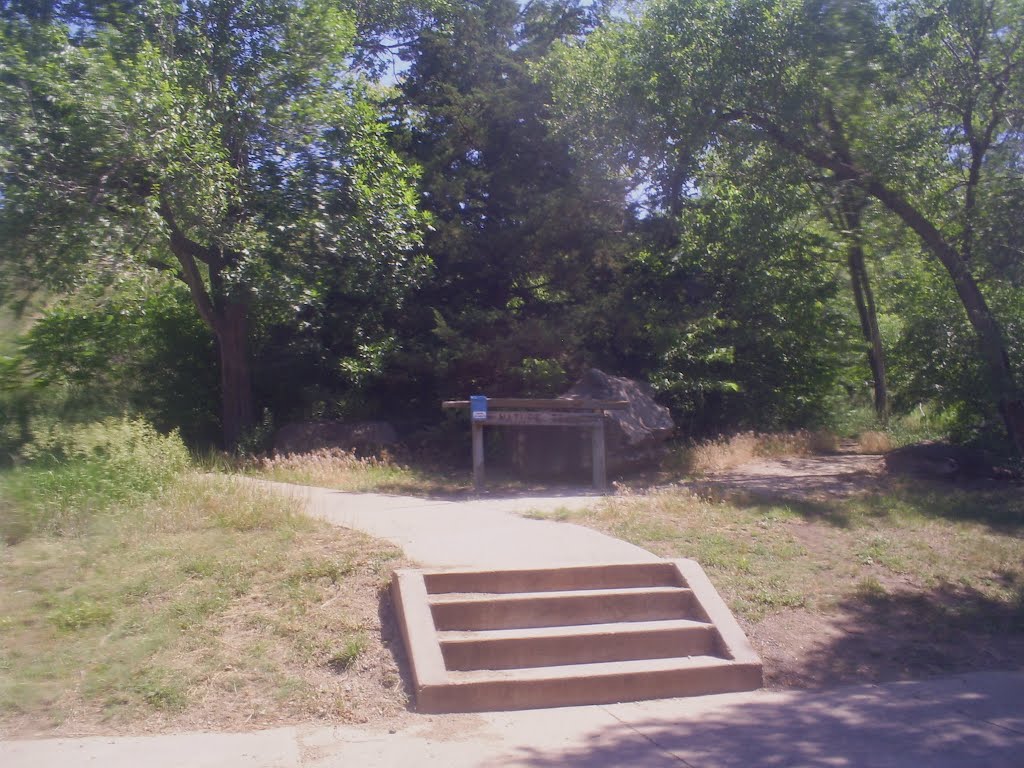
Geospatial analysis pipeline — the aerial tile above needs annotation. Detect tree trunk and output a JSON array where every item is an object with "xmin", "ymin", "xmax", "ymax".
[
  {"xmin": 1002, "ymin": 398, "xmax": 1024, "ymax": 458},
  {"xmin": 735, "ymin": 114, "xmax": 1024, "ymax": 453},
  {"xmin": 160, "ymin": 199, "xmax": 256, "ymax": 449},
  {"xmin": 839, "ymin": 200, "xmax": 888, "ymax": 419},
  {"xmin": 863, "ymin": 179, "xmax": 1024, "ymax": 454},
  {"xmin": 213, "ymin": 302, "xmax": 255, "ymax": 449},
  {"xmin": 848, "ymin": 249, "xmax": 888, "ymax": 419}
]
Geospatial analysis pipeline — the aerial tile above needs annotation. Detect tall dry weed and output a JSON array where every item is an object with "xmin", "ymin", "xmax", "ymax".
[
  {"xmin": 856, "ymin": 431, "xmax": 893, "ymax": 454},
  {"xmin": 249, "ymin": 448, "xmax": 408, "ymax": 491},
  {"xmin": 672, "ymin": 429, "xmax": 841, "ymax": 475}
]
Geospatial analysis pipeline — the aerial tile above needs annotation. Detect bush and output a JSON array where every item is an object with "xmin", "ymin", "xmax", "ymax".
[
  {"xmin": 20, "ymin": 278, "xmax": 220, "ymax": 447},
  {"xmin": 0, "ymin": 417, "xmax": 191, "ymax": 543}
]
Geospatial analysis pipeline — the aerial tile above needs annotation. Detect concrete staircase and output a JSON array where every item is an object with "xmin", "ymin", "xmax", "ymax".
[{"xmin": 391, "ymin": 560, "xmax": 762, "ymax": 713}]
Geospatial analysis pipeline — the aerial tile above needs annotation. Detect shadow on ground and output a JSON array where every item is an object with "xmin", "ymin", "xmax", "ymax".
[
  {"xmin": 377, "ymin": 586, "xmax": 418, "ymax": 714},
  {"xmin": 757, "ymin": 580, "xmax": 1024, "ymax": 690},
  {"xmin": 695, "ymin": 477, "xmax": 1024, "ymax": 533},
  {"xmin": 508, "ymin": 674, "xmax": 1024, "ymax": 767}
]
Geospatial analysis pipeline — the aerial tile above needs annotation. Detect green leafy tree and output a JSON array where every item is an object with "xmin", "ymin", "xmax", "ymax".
[
  {"xmin": 0, "ymin": 0, "xmax": 427, "ymax": 446},
  {"xmin": 626, "ymin": 144, "xmax": 853, "ymax": 433},
  {"xmin": 394, "ymin": 0, "xmax": 630, "ymax": 401},
  {"xmin": 547, "ymin": 0, "xmax": 1024, "ymax": 450},
  {"xmin": 18, "ymin": 276, "xmax": 220, "ymax": 444}
]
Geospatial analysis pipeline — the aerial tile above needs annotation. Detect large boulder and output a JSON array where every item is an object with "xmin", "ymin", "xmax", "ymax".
[
  {"xmin": 511, "ymin": 369, "xmax": 675, "ymax": 478},
  {"xmin": 273, "ymin": 420, "xmax": 398, "ymax": 456}
]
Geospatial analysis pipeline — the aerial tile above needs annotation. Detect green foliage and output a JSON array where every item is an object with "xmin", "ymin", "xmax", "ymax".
[
  {"xmin": 545, "ymin": 0, "xmax": 1024, "ymax": 445},
  {"xmin": 328, "ymin": 633, "xmax": 368, "ymax": 671},
  {"xmin": 888, "ymin": 269, "xmax": 1024, "ymax": 447},
  {"xmin": 18, "ymin": 277, "xmax": 220, "ymax": 444},
  {"xmin": 1, "ymin": 0, "xmax": 430, "ymax": 445},
  {"xmin": 1, "ymin": 0, "xmax": 1020, "ymax": 452},
  {"xmin": 392, "ymin": 0, "xmax": 630, "ymax": 403},
  {"xmin": 0, "ymin": 417, "xmax": 190, "ymax": 543},
  {"xmin": 643, "ymin": 151, "xmax": 852, "ymax": 432}
]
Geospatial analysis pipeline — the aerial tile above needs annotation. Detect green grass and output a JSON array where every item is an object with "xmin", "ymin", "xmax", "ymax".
[
  {"xmin": 0, "ymin": 434, "xmax": 411, "ymax": 736},
  {"xmin": 1, "ymin": 417, "xmax": 191, "ymax": 544},
  {"xmin": 0, "ymin": 304, "xmax": 37, "ymax": 356},
  {"xmin": 549, "ymin": 484, "xmax": 1024, "ymax": 625},
  {"xmin": 827, "ymin": 402, "xmax": 961, "ymax": 448}
]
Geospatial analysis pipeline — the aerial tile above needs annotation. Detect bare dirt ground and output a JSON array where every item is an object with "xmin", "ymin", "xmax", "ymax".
[
  {"xmin": 690, "ymin": 453, "xmax": 888, "ymax": 500},
  {"xmin": 686, "ymin": 453, "xmax": 1024, "ymax": 690}
]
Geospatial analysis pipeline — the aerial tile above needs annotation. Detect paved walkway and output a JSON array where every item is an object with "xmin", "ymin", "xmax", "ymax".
[
  {"xmin": 3, "ymin": 483, "xmax": 1023, "ymax": 767},
  {"xmin": 254, "ymin": 480, "xmax": 655, "ymax": 568}
]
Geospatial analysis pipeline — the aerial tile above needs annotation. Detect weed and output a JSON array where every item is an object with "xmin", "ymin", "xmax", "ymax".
[
  {"xmin": 128, "ymin": 668, "xmax": 188, "ymax": 711},
  {"xmin": 667, "ymin": 430, "xmax": 840, "ymax": 476},
  {"xmin": 49, "ymin": 596, "xmax": 114, "ymax": 632},
  {"xmin": 857, "ymin": 431, "xmax": 893, "ymax": 454},
  {"xmin": 287, "ymin": 558, "xmax": 355, "ymax": 586},
  {"xmin": 856, "ymin": 537, "xmax": 905, "ymax": 571},
  {"xmin": 855, "ymin": 577, "xmax": 888, "ymax": 599},
  {"xmin": 0, "ymin": 417, "xmax": 190, "ymax": 543},
  {"xmin": 240, "ymin": 447, "xmax": 461, "ymax": 495},
  {"xmin": 328, "ymin": 633, "xmax": 367, "ymax": 672}
]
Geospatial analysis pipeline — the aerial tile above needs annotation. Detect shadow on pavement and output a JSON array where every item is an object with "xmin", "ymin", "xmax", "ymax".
[{"xmin": 509, "ymin": 675, "xmax": 1024, "ymax": 767}]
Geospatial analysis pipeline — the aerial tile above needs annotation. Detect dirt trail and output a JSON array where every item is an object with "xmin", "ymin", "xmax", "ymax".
[{"xmin": 691, "ymin": 454, "xmax": 887, "ymax": 500}]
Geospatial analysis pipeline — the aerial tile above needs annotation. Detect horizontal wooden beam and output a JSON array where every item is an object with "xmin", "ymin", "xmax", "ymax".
[
  {"xmin": 442, "ymin": 398, "xmax": 628, "ymax": 411},
  {"xmin": 478, "ymin": 411, "xmax": 604, "ymax": 427}
]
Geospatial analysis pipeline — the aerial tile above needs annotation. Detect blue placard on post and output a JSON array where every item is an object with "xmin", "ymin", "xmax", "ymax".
[{"xmin": 470, "ymin": 395, "xmax": 488, "ymax": 421}]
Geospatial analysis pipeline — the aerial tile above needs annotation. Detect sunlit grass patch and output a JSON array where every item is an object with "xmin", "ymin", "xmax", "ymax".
[
  {"xmin": 1, "ymin": 417, "xmax": 190, "ymax": 544},
  {"xmin": 666, "ymin": 430, "xmax": 839, "ymax": 476},
  {"xmin": 233, "ymin": 448, "xmax": 466, "ymax": 496},
  {"xmin": 549, "ymin": 483, "xmax": 1024, "ymax": 628},
  {"xmin": 0, "ymin": 472, "xmax": 411, "ymax": 736}
]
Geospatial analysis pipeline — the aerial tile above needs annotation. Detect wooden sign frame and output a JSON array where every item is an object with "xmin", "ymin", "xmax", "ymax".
[{"xmin": 442, "ymin": 398, "xmax": 627, "ymax": 491}]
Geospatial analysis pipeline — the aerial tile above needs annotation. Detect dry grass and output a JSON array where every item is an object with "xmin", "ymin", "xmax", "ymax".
[
  {"xmin": 0, "ymin": 473, "xmax": 413, "ymax": 738},
  {"xmin": 856, "ymin": 431, "xmax": 894, "ymax": 454},
  {"xmin": 544, "ymin": 481, "xmax": 1024, "ymax": 686},
  {"xmin": 669, "ymin": 430, "xmax": 839, "ymax": 475},
  {"xmin": 241, "ymin": 448, "xmax": 465, "ymax": 496},
  {"xmin": 585, "ymin": 485, "xmax": 1022, "ymax": 619}
]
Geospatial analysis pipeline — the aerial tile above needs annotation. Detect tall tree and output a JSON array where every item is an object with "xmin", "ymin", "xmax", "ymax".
[
  {"xmin": 547, "ymin": 0, "xmax": 1024, "ymax": 450},
  {"xmin": 816, "ymin": 186, "xmax": 889, "ymax": 418},
  {"xmin": 395, "ymin": 0, "xmax": 630, "ymax": 398},
  {"xmin": 0, "ymin": 0, "xmax": 427, "ymax": 445}
]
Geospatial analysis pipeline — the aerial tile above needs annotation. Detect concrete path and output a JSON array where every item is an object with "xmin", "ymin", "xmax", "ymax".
[
  {"xmin": 4, "ymin": 672, "xmax": 1021, "ymax": 767},
  {"xmin": 3, "ymin": 482, "xmax": 1022, "ymax": 766},
  {"xmin": 252, "ymin": 480, "xmax": 656, "ymax": 568}
]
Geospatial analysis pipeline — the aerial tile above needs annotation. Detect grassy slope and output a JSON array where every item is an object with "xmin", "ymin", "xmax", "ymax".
[
  {"xmin": 0, "ymin": 472, "xmax": 411, "ymax": 737},
  {"xmin": 550, "ymin": 481, "xmax": 1024, "ymax": 685}
]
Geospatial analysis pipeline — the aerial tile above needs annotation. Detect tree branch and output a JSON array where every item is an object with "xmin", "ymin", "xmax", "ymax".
[{"xmin": 157, "ymin": 197, "xmax": 220, "ymax": 331}]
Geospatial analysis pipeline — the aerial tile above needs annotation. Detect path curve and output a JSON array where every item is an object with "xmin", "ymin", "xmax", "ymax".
[{"xmin": 253, "ymin": 479, "xmax": 657, "ymax": 569}]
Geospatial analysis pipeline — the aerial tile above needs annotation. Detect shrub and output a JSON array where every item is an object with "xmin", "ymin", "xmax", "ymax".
[{"xmin": 0, "ymin": 417, "xmax": 191, "ymax": 543}]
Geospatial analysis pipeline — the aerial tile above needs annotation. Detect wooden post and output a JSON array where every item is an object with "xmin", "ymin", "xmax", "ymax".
[
  {"xmin": 591, "ymin": 418, "xmax": 606, "ymax": 491},
  {"xmin": 472, "ymin": 422, "xmax": 485, "ymax": 491}
]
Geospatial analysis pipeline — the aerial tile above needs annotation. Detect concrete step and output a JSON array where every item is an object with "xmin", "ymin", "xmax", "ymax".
[
  {"xmin": 392, "ymin": 559, "xmax": 763, "ymax": 713},
  {"xmin": 422, "ymin": 656, "xmax": 764, "ymax": 713},
  {"xmin": 439, "ymin": 618, "xmax": 718, "ymax": 671},
  {"xmin": 429, "ymin": 586, "xmax": 696, "ymax": 631},
  {"xmin": 424, "ymin": 561, "xmax": 684, "ymax": 594}
]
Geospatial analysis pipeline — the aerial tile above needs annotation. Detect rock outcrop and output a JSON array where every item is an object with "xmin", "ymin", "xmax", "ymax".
[{"xmin": 511, "ymin": 369, "xmax": 675, "ymax": 478}]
